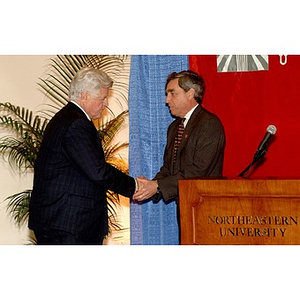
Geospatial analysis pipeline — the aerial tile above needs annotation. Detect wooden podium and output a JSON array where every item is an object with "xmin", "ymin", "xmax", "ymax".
[{"xmin": 178, "ymin": 179, "xmax": 300, "ymax": 245}]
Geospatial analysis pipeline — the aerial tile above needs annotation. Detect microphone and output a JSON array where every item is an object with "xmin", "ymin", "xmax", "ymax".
[
  {"xmin": 257, "ymin": 125, "xmax": 277, "ymax": 152},
  {"xmin": 239, "ymin": 125, "xmax": 277, "ymax": 177}
]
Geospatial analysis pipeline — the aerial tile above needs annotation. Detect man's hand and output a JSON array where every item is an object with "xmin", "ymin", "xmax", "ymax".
[{"xmin": 133, "ymin": 176, "xmax": 158, "ymax": 202}]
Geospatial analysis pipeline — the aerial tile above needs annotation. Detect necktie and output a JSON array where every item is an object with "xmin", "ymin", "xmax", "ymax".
[{"xmin": 173, "ymin": 118, "xmax": 185, "ymax": 162}]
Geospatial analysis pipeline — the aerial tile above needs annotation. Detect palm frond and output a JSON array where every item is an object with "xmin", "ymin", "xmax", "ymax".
[
  {"xmin": 5, "ymin": 190, "xmax": 32, "ymax": 226},
  {"xmin": 98, "ymin": 110, "xmax": 128, "ymax": 146},
  {"xmin": 106, "ymin": 190, "xmax": 123, "ymax": 232},
  {"xmin": 38, "ymin": 77, "xmax": 68, "ymax": 109},
  {"xmin": 105, "ymin": 142, "xmax": 129, "ymax": 163},
  {"xmin": 0, "ymin": 102, "xmax": 48, "ymax": 137},
  {"xmin": 84, "ymin": 55, "xmax": 128, "ymax": 79},
  {"xmin": 0, "ymin": 136, "xmax": 37, "ymax": 169},
  {"xmin": 0, "ymin": 102, "xmax": 48, "ymax": 170},
  {"xmin": 106, "ymin": 156, "xmax": 129, "ymax": 174}
]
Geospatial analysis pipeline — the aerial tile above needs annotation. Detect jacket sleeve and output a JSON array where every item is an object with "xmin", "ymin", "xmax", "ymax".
[{"xmin": 62, "ymin": 119, "xmax": 135, "ymax": 198}]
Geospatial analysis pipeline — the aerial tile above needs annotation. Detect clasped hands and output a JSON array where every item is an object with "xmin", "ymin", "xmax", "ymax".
[{"xmin": 132, "ymin": 176, "xmax": 158, "ymax": 202}]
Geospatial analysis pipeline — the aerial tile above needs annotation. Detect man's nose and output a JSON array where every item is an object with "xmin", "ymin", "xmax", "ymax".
[{"xmin": 165, "ymin": 94, "xmax": 170, "ymax": 104}]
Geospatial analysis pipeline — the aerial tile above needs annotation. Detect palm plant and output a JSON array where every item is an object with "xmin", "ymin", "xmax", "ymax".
[{"xmin": 0, "ymin": 55, "xmax": 130, "ymax": 240}]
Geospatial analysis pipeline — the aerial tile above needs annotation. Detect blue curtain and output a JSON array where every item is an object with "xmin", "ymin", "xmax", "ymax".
[{"xmin": 128, "ymin": 55, "xmax": 189, "ymax": 245}]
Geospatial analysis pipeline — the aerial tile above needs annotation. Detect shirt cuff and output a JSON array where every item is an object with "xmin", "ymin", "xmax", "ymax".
[{"xmin": 134, "ymin": 178, "xmax": 139, "ymax": 193}]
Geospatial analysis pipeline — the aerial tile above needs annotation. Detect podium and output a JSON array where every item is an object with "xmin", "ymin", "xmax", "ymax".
[{"xmin": 178, "ymin": 179, "xmax": 300, "ymax": 245}]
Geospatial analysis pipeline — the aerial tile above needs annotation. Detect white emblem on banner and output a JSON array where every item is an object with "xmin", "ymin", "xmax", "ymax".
[{"xmin": 217, "ymin": 55, "xmax": 269, "ymax": 72}]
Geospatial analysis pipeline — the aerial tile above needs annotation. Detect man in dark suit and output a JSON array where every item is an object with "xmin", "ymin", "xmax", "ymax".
[
  {"xmin": 29, "ymin": 67, "xmax": 138, "ymax": 245},
  {"xmin": 132, "ymin": 70, "xmax": 225, "ymax": 202}
]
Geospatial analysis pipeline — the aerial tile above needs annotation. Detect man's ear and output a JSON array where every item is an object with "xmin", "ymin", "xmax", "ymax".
[
  {"xmin": 187, "ymin": 88, "xmax": 195, "ymax": 100},
  {"xmin": 81, "ymin": 91, "xmax": 89, "ymax": 102}
]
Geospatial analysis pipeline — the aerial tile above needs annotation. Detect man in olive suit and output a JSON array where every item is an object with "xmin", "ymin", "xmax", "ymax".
[{"xmin": 29, "ymin": 67, "xmax": 138, "ymax": 245}]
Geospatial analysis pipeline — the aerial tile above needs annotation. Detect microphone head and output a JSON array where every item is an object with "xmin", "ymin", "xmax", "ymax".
[{"xmin": 267, "ymin": 125, "xmax": 277, "ymax": 135}]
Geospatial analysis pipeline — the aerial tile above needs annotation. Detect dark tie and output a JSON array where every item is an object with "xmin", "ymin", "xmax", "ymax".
[{"xmin": 173, "ymin": 118, "xmax": 185, "ymax": 162}]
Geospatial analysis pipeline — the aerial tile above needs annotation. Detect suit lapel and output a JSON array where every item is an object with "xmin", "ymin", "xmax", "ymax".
[{"xmin": 177, "ymin": 105, "xmax": 203, "ymax": 152}]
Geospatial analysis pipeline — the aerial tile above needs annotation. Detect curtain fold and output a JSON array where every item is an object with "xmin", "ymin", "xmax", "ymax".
[{"xmin": 129, "ymin": 55, "xmax": 189, "ymax": 245}]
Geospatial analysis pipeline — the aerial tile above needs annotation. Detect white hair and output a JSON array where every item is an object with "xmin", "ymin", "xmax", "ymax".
[{"xmin": 69, "ymin": 67, "xmax": 113, "ymax": 102}]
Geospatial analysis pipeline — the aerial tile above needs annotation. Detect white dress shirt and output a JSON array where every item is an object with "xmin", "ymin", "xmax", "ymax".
[{"xmin": 183, "ymin": 104, "xmax": 199, "ymax": 127}]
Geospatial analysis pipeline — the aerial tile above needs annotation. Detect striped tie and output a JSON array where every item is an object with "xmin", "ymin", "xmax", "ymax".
[{"xmin": 173, "ymin": 118, "xmax": 185, "ymax": 162}]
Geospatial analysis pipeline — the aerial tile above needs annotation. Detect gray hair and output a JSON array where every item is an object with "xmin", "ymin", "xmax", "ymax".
[
  {"xmin": 165, "ymin": 70, "xmax": 205, "ymax": 104},
  {"xmin": 69, "ymin": 67, "xmax": 113, "ymax": 101}
]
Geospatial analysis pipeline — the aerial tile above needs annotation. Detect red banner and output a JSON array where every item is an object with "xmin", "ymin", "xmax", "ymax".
[{"xmin": 189, "ymin": 55, "xmax": 300, "ymax": 178}]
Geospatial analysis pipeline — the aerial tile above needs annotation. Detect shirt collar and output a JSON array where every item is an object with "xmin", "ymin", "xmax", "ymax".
[
  {"xmin": 71, "ymin": 100, "xmax": 91, "ymax": 121},
  {"xmin": 183, "ymin": 104, "xmax": 199, "ymax": 127}
]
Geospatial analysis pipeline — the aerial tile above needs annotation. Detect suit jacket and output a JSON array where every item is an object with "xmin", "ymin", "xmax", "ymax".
[
  {"xmin": 28, "ymin": 102, "xmax": 135, "ymax": 240},
  {"xmin": 153, "ymin": 104, "xmax": 225, "ymax": 201}
]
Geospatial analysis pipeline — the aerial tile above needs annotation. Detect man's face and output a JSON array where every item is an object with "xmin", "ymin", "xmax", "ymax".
[
  {"xmin": 83, "ymin": 88, "xmax": 108, "ymax": 120},
  {"xmin": 165, "ymin": 78, "xmax": 190, "ymax": 118}
]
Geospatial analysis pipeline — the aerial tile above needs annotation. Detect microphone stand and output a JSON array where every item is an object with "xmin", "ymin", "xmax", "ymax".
[{"xmin": 238, "ymin": 148, "xmax": 267, "ymax": 177}]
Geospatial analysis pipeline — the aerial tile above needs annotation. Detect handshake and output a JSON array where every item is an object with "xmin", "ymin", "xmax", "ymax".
[{"xmin": 132, "ymin": 176, "xmax": 159, "ymax": 202}]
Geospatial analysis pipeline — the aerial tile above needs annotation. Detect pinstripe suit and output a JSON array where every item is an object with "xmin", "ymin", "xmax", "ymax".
[
  {"xmin": 29, "ymin": 102, "xmax": 135, "ymax": 244},
  {"xmin": 153, "ymin": 104, "xmax": 225, "ymax": 201}
]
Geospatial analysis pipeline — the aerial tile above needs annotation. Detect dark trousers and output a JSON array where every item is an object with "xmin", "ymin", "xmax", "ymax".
[{"xmin": 34, "ymin": 228, "xmax": 105, "ymax": 245}]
